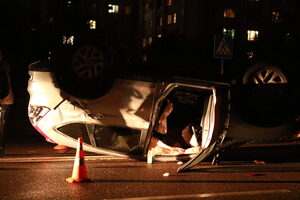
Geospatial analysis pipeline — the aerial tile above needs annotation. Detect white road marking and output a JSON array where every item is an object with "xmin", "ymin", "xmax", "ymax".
[
  {"xmin": 0, "ymin": 155, "xmax": 129, "ymax": 162},
  {"xmin": 106, "ymin": 190, "xmax": 291, "ymax": 200}
]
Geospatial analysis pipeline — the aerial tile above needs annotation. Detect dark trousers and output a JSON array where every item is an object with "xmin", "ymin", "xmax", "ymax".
[{"xmin": 0, "ymin": 105, "xmax": 10, "ymax": 155}]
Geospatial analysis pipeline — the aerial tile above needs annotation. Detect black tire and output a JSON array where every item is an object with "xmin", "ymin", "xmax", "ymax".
[
  {"xmin": 232, "ymin": 84, "xmax": 294, "ymax": 126},
  {"xmin": 52, "ymin": 43, "xmax": 115, "ymax": 99},
  {"xmin": 243, "ymin": 62, "xmax": 288, "ymax": 84}
]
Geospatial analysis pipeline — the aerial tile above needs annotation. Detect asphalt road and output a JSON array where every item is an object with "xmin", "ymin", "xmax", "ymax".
[
  {"xmin": 0, "ymin": 139, "xmax": 300, "ymax": 200},
  {"xmin": 0, "ymin": 156, "xmax": 300, "ymax": 200}
]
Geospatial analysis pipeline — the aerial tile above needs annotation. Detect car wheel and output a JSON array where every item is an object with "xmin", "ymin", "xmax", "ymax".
[
  {"xmin": 243, "ymin": 63, "xmax": 288, "ymax": 84},
  {"xmin": 239, "ymin": 63, "xmax": 292, "ymax": 126},
  {"xmin": 52, "ymin": 43, "xmax": 115, "ymax": 99},
  {"xmin": 72, "ymin": 45, "xmax": 106, "ymax": 80}
]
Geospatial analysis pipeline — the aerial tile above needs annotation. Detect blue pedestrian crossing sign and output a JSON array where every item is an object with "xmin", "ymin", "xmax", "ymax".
[{"xmin": 213, "ymin": 35, "xmax": 233, "ymax": 59}]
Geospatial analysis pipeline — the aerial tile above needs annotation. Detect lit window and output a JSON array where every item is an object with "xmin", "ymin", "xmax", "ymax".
[
  {"xmin": 142, "ymin": 38, "xmax": 147, "ymax": 47},
  {"xmin": 108, "ymin": 4, "xmax": 119, "ymax": 13},
  {"xmin": 223, "ymin": 28, "xmax": 235, "ymax": 39},
  {"xmin": 142, "ymin": 37, "xmax": 153, "ymax": 47},
  {"xmin": 48, "ymin": 51, "xmax": 52, "ymax": 60},
  {"xmin": 145, "ymin": 3, "xmax": 152, "ymax": 12},
  {"xmin": 285, "ymin": 32, "xmax": 295, "ymax": 42},
  {"xmin": 247, "ymin": 30, "xmax": 259, "ymax": 41},
  {"xmin": 224, "ymin": 8, "xmax": 235, "ymax": 18},
  {"xmin": 247, "ymin": 51, "xmax": 255, "ymax": 59},
  {"xmin": 62, "ymin": 36, "xmax": 74, "ymax": 45},
  {"xmin": 148, "ymin": 37, "xmax": 152, "ymax": 45},
  {"xmin": 142, "ymin": 55, "xmax": 147, "ymax": 62},
  {"xmin": 66, "ymin": 0, "xmax": 72, "ymax": 7},
  {"xmin": 173, "ymin": 13, "xmax": 177, "ymax": 23},
  {"xmin": 159, "ymin": 17, "xmax": 163, "ymax": 26},
  {"xmin": 167, "ymin": 15, "xmax": 172, "ymax": 24},
  {"xmin": 149, "ymin": 20, "xmax": 153, "ymax": 28},
  {"xmin": 87, "ymin": 20, "xmax": 96, "ymax": 29},
  {"xmin": 272, "ymin": 11, "xmax": 282, "ymax": 23},
  {"xmin": 49, "ymin": 17, "xmax": 55, "ymax": 24},
  {"xmin": 125, "ymin": 6, "xmax": 132, "ymax": 15},
  {"xmin": 167, "ymin": 0, "xmax": 173, "ymax": 6}
]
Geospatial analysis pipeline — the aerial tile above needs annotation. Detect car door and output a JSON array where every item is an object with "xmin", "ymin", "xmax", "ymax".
[{"xmin": 145, "ymin": 77, "xmax": 230, "ymax": 159}]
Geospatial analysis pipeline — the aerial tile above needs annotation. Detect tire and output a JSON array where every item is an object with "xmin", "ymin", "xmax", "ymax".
[
  {"xmin": 232, "ymin": 84, "xmax": 293, "ymax": 126},
  {"xmin": 52, "ymin": 43, "xmax": 115, "ymax": 99},
  {"xmin": 243, "ymin": 62, "xmax": 288, "ymax": 84},
  {"xmin": 238, "ymin": 63, "xmax": 292, "ymax": 126}
]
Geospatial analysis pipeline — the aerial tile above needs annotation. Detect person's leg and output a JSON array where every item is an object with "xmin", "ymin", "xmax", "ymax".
[{"xmin": 0, "ymin": 105, "xmax": 10, "ymax": 157}]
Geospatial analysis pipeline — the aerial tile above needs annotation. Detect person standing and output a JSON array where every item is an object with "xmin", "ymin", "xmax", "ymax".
[{"xmin": 0, "ymin": 50, "xmax": 14, "ymax": 157}]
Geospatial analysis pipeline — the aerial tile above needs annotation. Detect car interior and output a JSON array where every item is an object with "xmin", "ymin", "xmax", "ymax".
[{"xmin": 149, "ymin": 86, "xmax": 215, "ymax": 156}]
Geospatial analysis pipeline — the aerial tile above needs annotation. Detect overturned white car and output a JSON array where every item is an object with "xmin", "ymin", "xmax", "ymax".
[{"xmin": 27, "ymin": 54, "xmax": 300, "ymax": 172}]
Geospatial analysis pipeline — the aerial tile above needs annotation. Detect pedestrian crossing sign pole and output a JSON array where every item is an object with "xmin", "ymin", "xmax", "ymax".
[{"xmin": 213, "ymin": 35, "xmax": 233, "ymax": 74}]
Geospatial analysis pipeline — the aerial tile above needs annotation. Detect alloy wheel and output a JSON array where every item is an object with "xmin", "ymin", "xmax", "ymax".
[{"xmin": 72, "ymin": 45, "xmax": 105, "ymax": 79}]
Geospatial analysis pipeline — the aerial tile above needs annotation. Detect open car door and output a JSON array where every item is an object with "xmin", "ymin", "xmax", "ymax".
[{"xmin": 147, "ymin": 77, "xmax": 230, "ymax": 163}]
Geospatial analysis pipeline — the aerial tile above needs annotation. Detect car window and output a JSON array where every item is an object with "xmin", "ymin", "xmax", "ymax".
[
  {"xmin": 58, "ymin": 123, "xmax": 143, "ymax": 155},
  {"xmin": 93, "ymin": 125, "xmax": 142, "ymax": 154},
  {"xmin": 57, "ymin": 123, "xmax": 93, "ymax": 145}
]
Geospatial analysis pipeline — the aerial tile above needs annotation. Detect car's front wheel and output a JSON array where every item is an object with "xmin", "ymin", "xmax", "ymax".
[{"xmin": 52, "ymin": 43, "xmax": 115, "ymax": 99}]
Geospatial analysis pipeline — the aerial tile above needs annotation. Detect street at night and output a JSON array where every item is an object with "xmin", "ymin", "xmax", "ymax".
[
  {"xmin": 0, "ymin": 138, "xmax": 300, "ymax": 200},
  {"xmin": 1, "ymin": 0, "xmax": 300, "ymax": 199}
]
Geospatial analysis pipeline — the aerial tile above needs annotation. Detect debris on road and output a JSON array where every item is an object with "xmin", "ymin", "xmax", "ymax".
[
  {"xmin": 163, "ymin": 172, "xmax": 170, "ymax": 177},
  {"xmin": 254, "ymin": 160, "xmax": 266, "ymax": 164},
  {"xmin": 247, "ymin": 173, "xmax": 265, "ymax": 177},
  {"xmin": 177, "ymin": 161, "xmax": 183, "ymax": 165}
]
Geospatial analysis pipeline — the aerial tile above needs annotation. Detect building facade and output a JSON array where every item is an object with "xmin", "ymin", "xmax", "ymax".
[{"xmin": 0, "ymin": 0, "xmax": 299, "ymax": 81}]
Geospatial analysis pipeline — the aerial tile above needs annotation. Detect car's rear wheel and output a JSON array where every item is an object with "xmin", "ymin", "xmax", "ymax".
[
  {"xmin": 239, "ymin": 62, "xmax": 293, "ymax": 127},
  {"xmin": 243, "ymin": 62, "xmax": 288, "ymax": 84},
  {"xmin": 52, "ymin": 43, "xmax": 115, "ymax": 99}
]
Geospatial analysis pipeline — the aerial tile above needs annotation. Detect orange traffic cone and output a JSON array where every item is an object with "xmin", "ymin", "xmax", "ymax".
[{"xmin": 66, "ymin": 137, "xmax": 92, "ymax": 183}]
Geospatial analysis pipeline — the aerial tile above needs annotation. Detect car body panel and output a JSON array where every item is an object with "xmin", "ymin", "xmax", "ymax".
[
  {"xmin": 28, "ymin": 70, "xmax": 157, "ymax": 157},
  {"xmin": 85, "ymin": 79, "xmax": 155, "ymax": 129}
]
